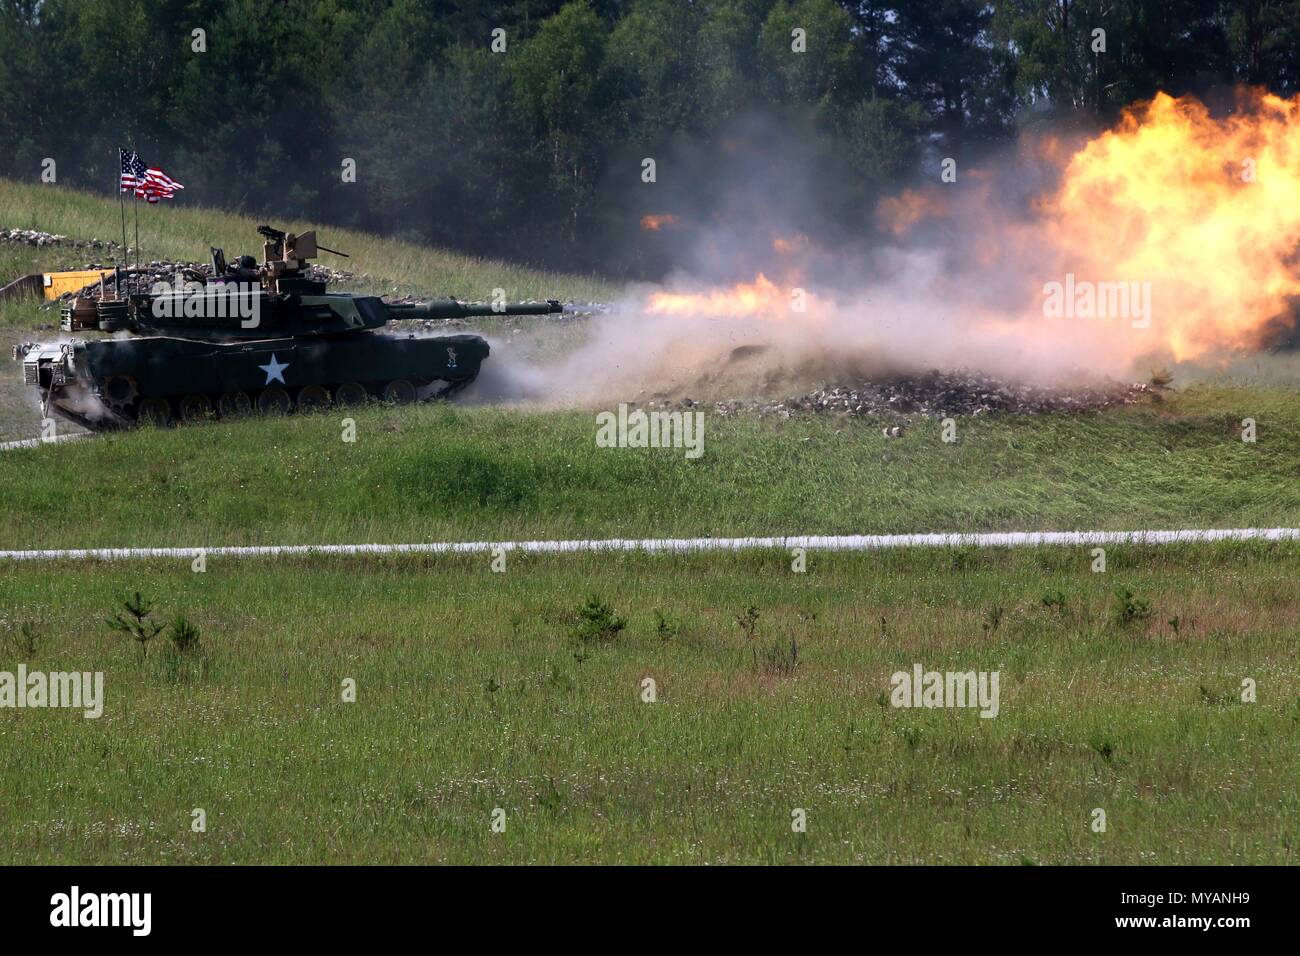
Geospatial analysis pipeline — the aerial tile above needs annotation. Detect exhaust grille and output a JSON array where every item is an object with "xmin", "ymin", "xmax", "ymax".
[{"xmin": 22, "ymin": 362, "xmax": 37, "ymax": 386}]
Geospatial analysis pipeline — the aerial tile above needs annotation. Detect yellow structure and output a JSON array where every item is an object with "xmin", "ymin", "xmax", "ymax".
[{"xmin": 41, "ymin": 269, "xmax": 117, "ymax": 300}]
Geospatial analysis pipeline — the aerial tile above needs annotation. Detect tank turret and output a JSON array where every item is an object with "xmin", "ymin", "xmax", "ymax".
[{"xmin": 16, "ymin": 226, "xmax": 564, "ymax": 429}]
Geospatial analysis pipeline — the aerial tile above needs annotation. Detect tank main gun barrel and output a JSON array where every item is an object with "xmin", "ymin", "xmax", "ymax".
[{"xmin": 386, "ymin": 298, "xmax": 563, "ymax": 321}]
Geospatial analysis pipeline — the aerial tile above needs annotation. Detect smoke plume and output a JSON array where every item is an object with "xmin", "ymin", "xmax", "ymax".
[{"xmin": 532, "ymin": 90, "xmax": 1300, "ymax": 405}]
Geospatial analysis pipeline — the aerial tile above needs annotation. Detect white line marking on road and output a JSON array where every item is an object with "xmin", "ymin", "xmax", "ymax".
[{"xmin": 2, "ymin": 528, "xmax": 1297, "ymax": 562}]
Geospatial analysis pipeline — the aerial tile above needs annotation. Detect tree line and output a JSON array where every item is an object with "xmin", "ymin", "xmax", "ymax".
[{"xmin": 1, "ymin": 0, "xmax": 1297, "ymax": 277}]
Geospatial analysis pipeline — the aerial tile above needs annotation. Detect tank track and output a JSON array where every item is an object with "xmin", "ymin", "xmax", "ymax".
[{"xmin": 54, "ymin": 373, "xmax": 479, "ymax": 430}]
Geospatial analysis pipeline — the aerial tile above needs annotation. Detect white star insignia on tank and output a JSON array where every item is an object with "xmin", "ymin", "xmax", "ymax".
[{"xmin": 258, "ymin": 353, "xmax": 289, "ymax": 385}]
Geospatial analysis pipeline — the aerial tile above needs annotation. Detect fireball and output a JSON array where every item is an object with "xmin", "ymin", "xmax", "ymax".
[
  {"xmin": 635, "ymin": 89, "xmax": 1300, "ymax": 369},
  {"xmin": 1043, "ymin": 91, "xmax": 1300, "ymax": 360}
]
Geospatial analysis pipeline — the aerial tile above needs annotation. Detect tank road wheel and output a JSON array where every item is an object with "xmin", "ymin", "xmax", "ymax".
[
  {"xmin": 334, "ymin": 382, "xmax": 368, "ymax": 407},
  {"xmin": 297, "ymin": 384, "xmax": 331, "ymax": 413},
  {"xmin": 137, "ymin": 397, "xmax": 173, "ymax": 427},
  {"xmin": 178, "ymin": 394, "xmax": 214, "ymax": 423},
  {"xmin": 101, "ymin": 375, "xmax": 138, "ymax": 410},
  {"xmin": 218, "ymin": 391, "xmax": 252, "ymax": 419},
  {"xmin": 257, "ymin": 387, "xmax": 292, "ymax": 416},
  {"xmin": 383, "ymin": 379, "xmax": 417, "ymax": 404}
]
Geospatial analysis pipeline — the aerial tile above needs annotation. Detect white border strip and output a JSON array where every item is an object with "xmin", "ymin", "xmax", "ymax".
[
  {"xmin": 0, "ymin": 434, "xmax": 90, "ymax": 452},
  {"xmin": 2, "ymin": 528, "xmax": 1297, "ymax": 562}
]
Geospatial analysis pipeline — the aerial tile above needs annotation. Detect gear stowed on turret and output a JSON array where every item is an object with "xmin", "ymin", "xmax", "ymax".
[{"xmin": 12, "ymin": 226, "xmax": 562, "ymax": 428}]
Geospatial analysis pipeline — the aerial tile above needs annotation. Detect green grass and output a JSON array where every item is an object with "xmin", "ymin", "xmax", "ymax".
[
  {"xmin": 1, "ymin": 544, "xmax": 1296, "ymax": 864},
  {"xmin": 0, "ymin": 178, "xmax": 617, "ymax": 303},
  {"xmin": 1, "ymin": 386, "xmax": 1298, "ymax": 548},
  {"xmin": 1, "ymin": 374, "xmax": 1295, "ymax": 863}
]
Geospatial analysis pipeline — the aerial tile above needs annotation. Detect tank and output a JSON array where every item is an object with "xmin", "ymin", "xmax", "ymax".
[{"xmin": 12, "ymin": 225, "xmax": 562, "ymax": 428}]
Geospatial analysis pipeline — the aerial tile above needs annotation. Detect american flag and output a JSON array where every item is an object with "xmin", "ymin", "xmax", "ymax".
[
  {"xmin": 119, "ymin": 148, "xmax": 185, "ymax": 203},
  {"xmin": 144, "ymin": 166, "xmax": 184, "ymax": 199},
  {"xmin": 119, "ymin": 149, "xmax": 147, "ymax": 193}
]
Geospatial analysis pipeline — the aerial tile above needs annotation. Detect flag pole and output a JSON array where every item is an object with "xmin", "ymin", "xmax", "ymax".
[
  {"xmin": 129, "ymin": 136, "xmax": 139, "ymax": 272},
  {"xmin": 117, "ymin": 148, "xmax": 128, "ymax": 298},
  {"xmin": 117, "ymin": 149, "xmax": 127, "ymax": 273},
  {"xmin": 133, "ymin": 157, "xmax": 140, "ymax": 274}
]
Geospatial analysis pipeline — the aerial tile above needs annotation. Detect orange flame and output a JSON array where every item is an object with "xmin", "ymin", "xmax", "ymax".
[
  {"xmin": 876, "ymin": 188, "xmax": 949, "ymax": 237},
  {"xmin": 640, "ymin": 213, "xmax": 679, "ymax": 232},
  {"xmin": 640, "ymin": 90, "xmax": 1300, "ymax": 367},
  {"xmin": 645, "ymin": 273, "xmax": 795, "ymax": 318},
  {"xmin": 1041, "ymin": 90, "xmax": 1300, "ymax": 359}
]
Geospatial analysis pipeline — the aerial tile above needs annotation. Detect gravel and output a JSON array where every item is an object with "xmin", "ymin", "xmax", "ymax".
[
  {"xmin": 0, "ymin": 227, "xmax": 124, "ymax": 253},
  {"xmin": 648, "ymin": 368, "xmax": 1155, "ymax": 420}
]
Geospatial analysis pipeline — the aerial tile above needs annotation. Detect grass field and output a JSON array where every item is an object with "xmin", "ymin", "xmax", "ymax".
[
  {"xmin": 1, "ymin": 388, "xmax": 1298, "ymax": 864},
  {"xmin": 1, "ymin": 545, "xmax": 1296, "ymax": 864},
  {"xmin": 1, "ymin": 386, "xmax": 1298, "ymax": 549}
]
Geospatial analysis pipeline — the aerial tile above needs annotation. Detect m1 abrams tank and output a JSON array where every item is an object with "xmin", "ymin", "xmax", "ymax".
[{"xmin": 12, "ymin": 225, "xmax": 562, "ymax": 429}]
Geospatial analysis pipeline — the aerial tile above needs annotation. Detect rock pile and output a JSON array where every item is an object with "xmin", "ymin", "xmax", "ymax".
[
  {"xmin": 653, "ymin": 369, "xmax": 1154, "ymax": 420},
  {"xmin": 0, "ymin": 227, "xmax": 123, "ymax": 254}
]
